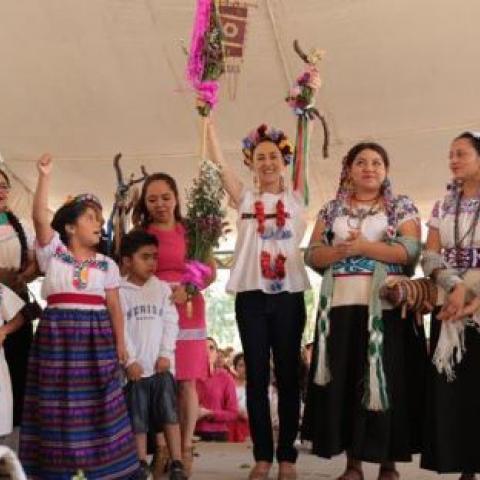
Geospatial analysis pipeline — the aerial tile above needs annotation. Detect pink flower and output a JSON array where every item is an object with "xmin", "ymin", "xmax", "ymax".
[
  {"xmin": 183, "ymin": 260, "xmax": 212, "ymax": 290},
  {"xmin": 196, "ymin": 80, "xmax": 219, "ymax": 107},
  {"xmin": 290, "ymin": 86, "xmax": 302, "ymax": 97},
  {"xmin": 297, "ymin": 72, "xmax": 311, "ymax": 86}
]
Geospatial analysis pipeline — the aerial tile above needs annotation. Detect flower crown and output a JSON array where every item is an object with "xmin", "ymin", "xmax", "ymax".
[
  {"xmin": 468, "ymin": 130, "xmax": 480, "ymax": 139},
  {"xmin": 64, "ymin": 193, "xmax": 103, "ymax": 210},
  {"xmin": 241, "ymin": 124, "xmax": 294, "ymax": 168}
]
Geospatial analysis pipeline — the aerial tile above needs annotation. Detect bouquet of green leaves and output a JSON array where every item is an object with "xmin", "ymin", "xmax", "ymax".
[{"xmin": 182, "ymin": 159, "xmax": 226, "ymax": 302}]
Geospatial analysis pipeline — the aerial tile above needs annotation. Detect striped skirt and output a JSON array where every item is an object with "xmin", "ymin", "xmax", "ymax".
[{"xmin": 20, "ymin": 306, "xmax": 139, "ymax": 479}]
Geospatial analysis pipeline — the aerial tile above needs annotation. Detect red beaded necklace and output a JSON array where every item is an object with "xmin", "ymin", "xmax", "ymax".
[{"xmin": 254, "ymin": 199, "xmax": 287, "ymax": 281}]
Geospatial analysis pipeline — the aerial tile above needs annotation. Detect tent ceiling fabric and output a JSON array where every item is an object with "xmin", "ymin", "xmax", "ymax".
[{"xmin": 0, "ymin": 0, "xmax": 479, "ymax": 227}]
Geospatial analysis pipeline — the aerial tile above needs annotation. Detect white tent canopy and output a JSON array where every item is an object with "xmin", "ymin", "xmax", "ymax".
[{"xmin": 1, "ymin": 0, "xmax": 479, "ymax": 231}]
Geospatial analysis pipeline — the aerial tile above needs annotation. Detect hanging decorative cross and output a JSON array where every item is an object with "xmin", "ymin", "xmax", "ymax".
[{"xmin": 105, "ymin": 153, "xmax": 148, "ymax": 258}]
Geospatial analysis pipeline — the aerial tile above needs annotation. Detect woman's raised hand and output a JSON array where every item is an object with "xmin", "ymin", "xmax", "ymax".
[
  {"xmin": 37, "ymin": 153, "xmax": 53, "ymax": 176},
  {"xmin": 308, "ymin": 66, "xmax": 322, "ymax": 91}
]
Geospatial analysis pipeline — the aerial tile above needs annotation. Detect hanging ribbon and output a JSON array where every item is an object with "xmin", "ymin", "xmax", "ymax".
[
  {"xmin": 292, "ymin": 115, "xmax": 313, "ymax": 204},
  {"xmin": 287, "ymin": 40, "xmax": 329, "ymax": 205}
]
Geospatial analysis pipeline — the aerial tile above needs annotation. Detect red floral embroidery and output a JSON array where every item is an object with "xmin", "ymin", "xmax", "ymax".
[
  {"xmin": 254, "ymin": 201, "xmax": 266, "ymax": 235},
  {"xmin": 255, "ymin": 199, "xmax": 288, "ymax": 282},
  {"xmin": 275, "ymin": 253, "xmax": 286, "ymax": 279},
  {"xmin": 260, "ymin": 251, "xmax": 287, "ymax": 280},
  {"xmin": 276, "ymin": 200, "xmax": 286, "ymax": 229}
]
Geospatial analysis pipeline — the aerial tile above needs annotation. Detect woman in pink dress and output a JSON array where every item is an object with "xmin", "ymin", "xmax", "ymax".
[{"xmin": 133, "ymin": 173, "xmax": 215, "ymax": 477}]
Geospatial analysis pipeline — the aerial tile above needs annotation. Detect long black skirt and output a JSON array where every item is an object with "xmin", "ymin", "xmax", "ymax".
[
  {"xmin": 302, "ymin": 305, "xmax": 427, "ymax": 463},
  {"xmin": 421, "ymin": 311, "xmax": 480, "ymax": 473}
]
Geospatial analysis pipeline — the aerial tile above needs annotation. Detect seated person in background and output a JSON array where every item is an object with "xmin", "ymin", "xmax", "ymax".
[
  {"xmin": 196, "ymin": 337, "xmax": 238, "ymax": 442},
  {"xmin": 215, "ymin": 348, "xmax": 227, "ymax": 371},
  {"xmin": 119, "ymin": 231, "xmax": 186, "ymax": 480},
  {"xmin": 228, "ymin": 353, "xmax": 250, "ymax": 443},
  {"xmin": 223, "ymin": 346, "xmax": 235, "ymax": 371}
]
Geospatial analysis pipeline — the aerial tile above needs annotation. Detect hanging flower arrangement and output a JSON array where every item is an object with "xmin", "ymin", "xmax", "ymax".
[{"xmin": 186, "ymin": 0, "xmax": 225, "ymax": 117}]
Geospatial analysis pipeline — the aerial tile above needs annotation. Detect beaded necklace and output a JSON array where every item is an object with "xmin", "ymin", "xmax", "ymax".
[
  {"xmin": 54, "ymin": 246, "xmax": 108, "ymax": 290},
  {"xmin": 454, "ymin": 191, "xmax": 480, "ymax": 274},
  {"xmin": 346, "ymin": 196, "xmax": 382, "ymax": 231}
]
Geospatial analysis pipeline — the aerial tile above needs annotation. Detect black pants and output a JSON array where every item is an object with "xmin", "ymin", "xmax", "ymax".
[
  {"xmin": 4, "ymin": 288, "xmax": 35, "ymax": 426},
  {"xmin": 235, "ymin": 290, "xmax": 306, "ymax": 463}
]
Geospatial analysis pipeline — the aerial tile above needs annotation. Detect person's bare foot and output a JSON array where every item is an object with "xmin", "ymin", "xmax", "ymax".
[
  {"xmin": 377, "ymin": 464, "xmax": 399, "ymax": 480},
  {"xmin": 181, "ymin": 446, "xmax": 194, "ymax": 478},
  {"xmin": 248, "ymin": 461, "xmax": 272, "ymax": 480},
  {"xmin": 337, "ymin": 465, "xmax": 363, "ymax": 480},
  {"xmin": 278, "ymin": 462, "xmax": 297, "ymax": 480}
]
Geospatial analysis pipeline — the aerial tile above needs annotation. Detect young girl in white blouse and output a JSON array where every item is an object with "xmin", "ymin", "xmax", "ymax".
[{"xmin": 19, "ymin": 154, "xmax": 139, "ymax": 479}]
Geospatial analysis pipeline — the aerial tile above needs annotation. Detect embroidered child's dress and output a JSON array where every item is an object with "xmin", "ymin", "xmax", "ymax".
[{"xmin": 20, "ymin": 232, "xmax": 139, "ymax": 480}]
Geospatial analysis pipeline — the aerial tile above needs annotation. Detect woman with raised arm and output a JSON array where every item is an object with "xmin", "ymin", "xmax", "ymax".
[
  {"xmin": 302, "ymin": 143, "xmax": 425, "ymax": 480},
  {"xmin": 206, "ymin": 119, "xmax": 309, "ymax": 480},
  {"xmin": 19, "ymin": 154, "xmax": 139, "ymax": 479}
]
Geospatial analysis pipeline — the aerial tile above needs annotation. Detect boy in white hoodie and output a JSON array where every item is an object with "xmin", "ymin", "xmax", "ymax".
[{"xmin": 119, "ymin": 231, "xmax": 186, "ymax": 480}]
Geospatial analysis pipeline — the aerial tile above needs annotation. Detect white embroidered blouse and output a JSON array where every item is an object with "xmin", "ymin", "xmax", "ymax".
[
  {"xmin": 226, "ymin": 188, "xmax": 310, "ymax": 294},
  {"xmin": 36, "ymin": 232, "xmax": 120, "ymax": 301}
]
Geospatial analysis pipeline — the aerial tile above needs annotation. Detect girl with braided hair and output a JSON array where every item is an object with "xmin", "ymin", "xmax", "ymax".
[
  {"xmin": 206, "ymin": 118, "xmax": 309, "ymax": 480},
  {"xmin": 302, "ymin": 143, "xmax": 425, "ymax": 480},
  {"xmin": 421, "ymin": 132, "xmax": 480, "ymax": 479}
]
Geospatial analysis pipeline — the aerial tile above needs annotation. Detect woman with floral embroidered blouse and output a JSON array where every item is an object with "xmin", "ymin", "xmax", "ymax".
[
  {"xmin": 302, "ymin": 142, "xmax": 426, "ymax": 480},
  {"xmin": 421, "ymin": 132, "xmax": 480, "ymax": 480},
  {"xmin": 206, "ymin": 119, "xmax": 309, "ymax": 480}
]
